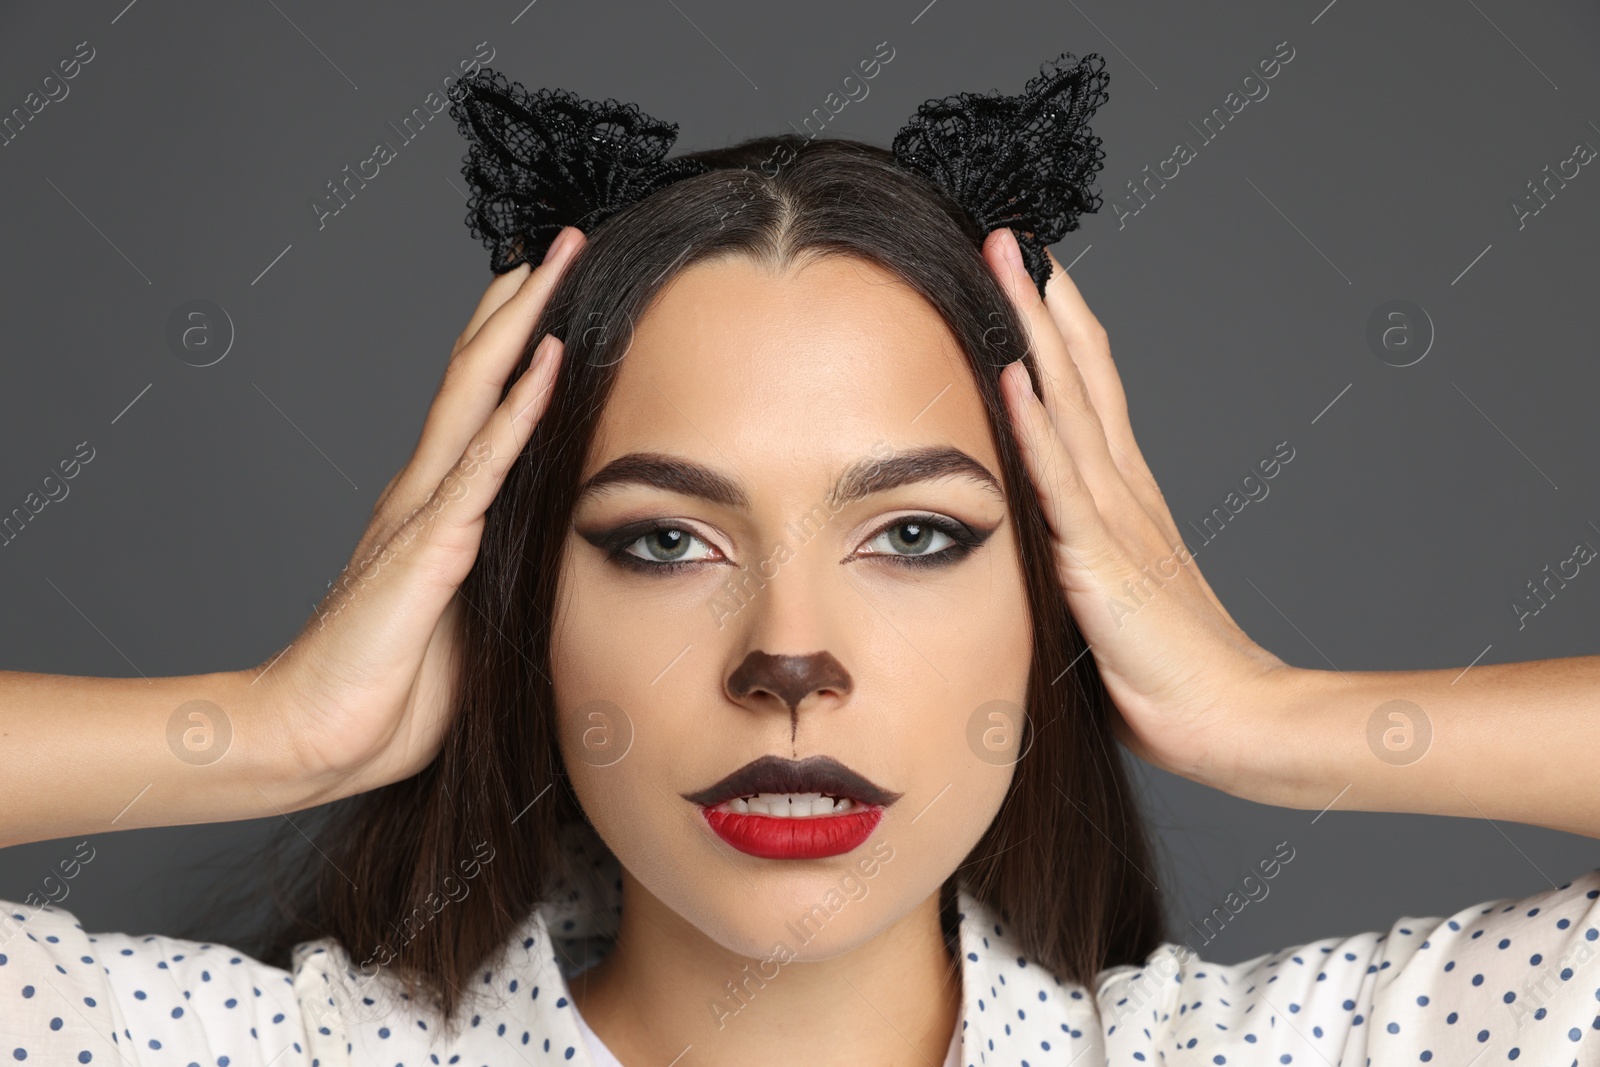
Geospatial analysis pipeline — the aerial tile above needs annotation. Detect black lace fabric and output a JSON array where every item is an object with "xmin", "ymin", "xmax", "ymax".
[
  {"xmin": 449, "ymin": 54, "xmax": 1111, "ymax": 295},
  {"xmin": 891, "ymin": 52, "xmax": 1111, "ymax": 299},
  {"xmin": 448, "ymin": 69, "xmax": 711, "ymax": 273}
]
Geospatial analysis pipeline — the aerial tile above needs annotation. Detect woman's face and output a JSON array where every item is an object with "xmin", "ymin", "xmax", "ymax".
[{"xmin": 550, "ymin": 252, "xmax": 1032, "ymax": 960}]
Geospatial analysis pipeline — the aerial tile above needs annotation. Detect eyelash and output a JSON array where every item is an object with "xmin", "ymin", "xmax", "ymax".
[{"xmin": 589, "ymin": 514, "xmax": 990, "ymax": 575}]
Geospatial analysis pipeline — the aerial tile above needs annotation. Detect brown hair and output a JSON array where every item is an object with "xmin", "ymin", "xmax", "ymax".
[{"xmin": 253, "ymin": 133, "xmax": 1165, "ymax": 1028}]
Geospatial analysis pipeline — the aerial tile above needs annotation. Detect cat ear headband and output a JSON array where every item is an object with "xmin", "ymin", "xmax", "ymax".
[{"xmin": 447, "ymin": 52, "xmax": 1110, "ymax": 299}]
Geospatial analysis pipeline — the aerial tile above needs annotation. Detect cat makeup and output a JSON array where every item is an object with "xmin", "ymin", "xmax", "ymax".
[{"xmin": 550, "ymin": 251, "xmax": 1032, "ymax": 959}]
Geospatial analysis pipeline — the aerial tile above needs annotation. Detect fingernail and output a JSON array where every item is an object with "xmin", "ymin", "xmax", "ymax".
[
  {"xmin": 1000, "ymin": 359, "xmax": 1023, "ymax": 395},
  {"xmin": 531, "ymin": 332, "xmax": 556, "ymax": 368},
  {"xmin": 542, "ymin": 227, "xmax": 574, "ymax": 265},
  {"xmin": 999, "ymin": 228, "xmax": 1026, "ymax": 279},
  {"xmin": 547, "ymin": 225, "xmax": 585, "ymax": 265}
]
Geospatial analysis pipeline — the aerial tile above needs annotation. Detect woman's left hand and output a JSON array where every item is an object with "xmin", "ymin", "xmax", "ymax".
[
  {"xmin": 983, "ymin": 227, "xmax": 1600, "ymax": 836},
  {"xmin": 983, "ymin": 227, "xmax": 1298, "ymax": 795}
]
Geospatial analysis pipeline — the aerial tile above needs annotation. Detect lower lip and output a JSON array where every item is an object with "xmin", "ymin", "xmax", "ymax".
[{"xmin": 700, "ymin": 805, "xmax": 885, "ymax": 859}]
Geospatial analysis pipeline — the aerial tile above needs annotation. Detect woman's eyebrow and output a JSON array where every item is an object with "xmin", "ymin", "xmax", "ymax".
[
  {"xmin": 827, "ymin": 446, "xmax": 1003, "ymax": 508},
  {"xmin": 576, "ymin": 446, "xmax": 1001, "ymax": 509}
]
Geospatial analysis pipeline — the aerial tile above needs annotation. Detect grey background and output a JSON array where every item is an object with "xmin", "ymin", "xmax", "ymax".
[{"xmin": 1, "ymin": 0, "xmax": 1596, "ymax": 967}]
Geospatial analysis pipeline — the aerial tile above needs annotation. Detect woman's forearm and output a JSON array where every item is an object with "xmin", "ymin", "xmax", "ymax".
[
  {"xmin": 1245, "ymin": 658, "xmax": 1600, "ymax": 837},
  {"xmin": 0, "ymin": 667, "xmax": 323, "ymax": 850}
]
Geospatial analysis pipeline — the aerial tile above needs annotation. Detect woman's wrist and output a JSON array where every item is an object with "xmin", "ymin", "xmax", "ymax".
[
  {"xmin": 140, "ymin": 666, "xmax": 348, "ymax": 824},
  {"xmin": 229, "ymin": 663, "xmax": 360, "ymax": 814},
  {"xmin": 1212, "ymin": 663, "xmax": 1346, "ymax": 811}
]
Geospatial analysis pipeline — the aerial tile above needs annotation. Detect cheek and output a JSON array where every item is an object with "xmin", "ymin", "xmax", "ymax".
[
  {"xmin": 859, "ymin": 529, "xmax": 1032, "ymax": 910},
  {"xmin": 550, "ymin": 536, "xmax": 733, "ymax": 676},
  {"xmin": 882, "ymin": 528, "xmax": 1033, "ymax": 744},
  {"xmin": 549, "ymin": 555, "xmax": 646, "ymax": 830},
  {"xmin": 549, "ymin": 547, "xmax": 713, "ymax": 724},
  {"xmin": 548, "ymin": 550, "xmax": 719, "ymax": 851}
]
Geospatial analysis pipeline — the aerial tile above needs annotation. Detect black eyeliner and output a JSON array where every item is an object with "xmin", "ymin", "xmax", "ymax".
[
  {"xmin": 851, "ymin": 514, "xmax": 997, "ymax": 569},
  {"xmin": 578, "ymin": 519, "xmax": 718, "ymax": 576},
  {"xmin": 581, "ymin": 513, "xmax": 996, "ymax": 575}
]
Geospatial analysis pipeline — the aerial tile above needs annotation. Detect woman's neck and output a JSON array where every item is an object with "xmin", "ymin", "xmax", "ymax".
[{"xmin": 567, "ymin": 868, "xmax": 961, "ymax": 1067}]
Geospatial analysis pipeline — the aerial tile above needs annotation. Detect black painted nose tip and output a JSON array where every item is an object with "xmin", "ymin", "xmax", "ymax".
[{"xmin": 727, "ymin": 650, "xmax": 853, "ymax": 712}]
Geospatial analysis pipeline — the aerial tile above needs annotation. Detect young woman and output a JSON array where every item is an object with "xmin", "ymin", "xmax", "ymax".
[{"xmin": 1, "ymin": 67, "xmax": 1598, "ymax": 1067}]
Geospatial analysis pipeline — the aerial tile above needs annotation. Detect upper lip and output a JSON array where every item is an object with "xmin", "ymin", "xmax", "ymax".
[{"xmin": 681, "ymin": 754, "xmax": 902, "ymax": 808}]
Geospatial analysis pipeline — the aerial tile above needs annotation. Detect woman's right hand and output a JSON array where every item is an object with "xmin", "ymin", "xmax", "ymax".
[{"xmin": 251, "ymin": 227, "xmax": 585, "ymax": 802}]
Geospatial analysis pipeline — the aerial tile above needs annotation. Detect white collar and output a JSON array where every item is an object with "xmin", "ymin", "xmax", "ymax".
[
  {"xmin": 531, "ymin": 829, "xmax": 1098, "ymax": 1066},
  {"xmin": 291, "ymin": 823, "xmax": 1107, "ymax": 1066}
]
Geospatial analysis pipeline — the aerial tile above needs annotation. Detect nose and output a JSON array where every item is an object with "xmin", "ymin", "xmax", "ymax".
[{"xmin": 726, "ymin": 650, "xmax": 853, "ymax": 738}]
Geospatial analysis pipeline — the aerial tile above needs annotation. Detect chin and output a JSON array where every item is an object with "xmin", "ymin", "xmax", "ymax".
[
  {"xmin": 684, "ymin": 875, "xmax": 911, "ymax": 962},
  {"xmin": 656, "ymin": 831, "xmax": 949, "ymax": 958}
]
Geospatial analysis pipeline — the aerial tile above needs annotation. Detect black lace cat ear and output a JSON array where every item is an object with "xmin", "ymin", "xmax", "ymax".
[
  {"xmin": 891, "ymin": 52, "xmax": 1111, "ymax": 299},
  {"xmin": 448, "ymin": 68, "xmax": 712, "ymax": 273}
]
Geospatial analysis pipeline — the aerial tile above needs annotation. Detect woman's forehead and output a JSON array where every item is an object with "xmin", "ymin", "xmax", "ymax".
[{"xmin": 585, "ymin": 253, "xmax": 997, "ymax": 479}]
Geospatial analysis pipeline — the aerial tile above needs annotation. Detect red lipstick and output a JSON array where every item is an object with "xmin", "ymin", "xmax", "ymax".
[
  {"xmin": 701, "ymin": 804, "xmax": 885, "ymax": 859},
  {"xmin": 682, "ymin": 754, "xmax": 900, "ymax": 860}
]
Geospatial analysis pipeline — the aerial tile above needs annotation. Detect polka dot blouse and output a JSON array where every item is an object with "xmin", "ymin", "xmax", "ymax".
[{"xmin": 1, "ymin": 849, "xmax": 1596, "ymax": 1066}]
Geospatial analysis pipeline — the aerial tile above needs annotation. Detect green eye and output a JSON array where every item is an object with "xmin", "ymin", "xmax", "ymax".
[
  {"xmin": 624, "ymin": 527, "xmax": 714, "ymax": 564},
  {"xmin": 866, "ymin": 520, "xmax": 955, "ymax": 557},
  {"xmin": 854, "ymin": 514, "xmax": 991, "ymax": 568},
  {"xmin": 592, "ymin": 513, "xmax": 988, "ymax": 575}
]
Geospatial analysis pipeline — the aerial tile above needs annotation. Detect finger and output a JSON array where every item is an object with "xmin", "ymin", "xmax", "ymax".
[
  {"xmin": 449, "ymin": 261, "xmax": 531, "ymax": 361},
  {"xmin": 403, "ymin": 334, "xmax": 566, "ymax": 586},
  {"xmin": 371, "ymin": 255, "xmax": 538, "ymax": 528},
  {"xmin": 450, "ymin": 227, "xmax": 584, "ymax": 359},
  {"xmin": 999, "ymin": 359, "xmax": 1125, "ymax": 586},
  {"xmin": 1003, "ymin": 358, "xmax": 1252, "ymax": 693},
  {"xmin": 1038, "ymin": 249, "xmax": 1135, "ymax": 464},
  {"xmin": 1037, "ymin": 250, "xmax": 1241, "ymax": 629},
  {"xmin": 983, "ymin": 229, "xmax": 1144, "ymax": 539},
  {"xmin": 381, "ymin": 227, "xmax": 585, "ymax": 526},
  {"xmin": 1035, "ymin": 247, "xmax": 1179, "ymax": 547}
]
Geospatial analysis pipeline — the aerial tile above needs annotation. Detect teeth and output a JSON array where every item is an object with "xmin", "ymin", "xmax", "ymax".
[{"xmin": 714, "ymin": 793, "xmax": 856, "ymax": 817}]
